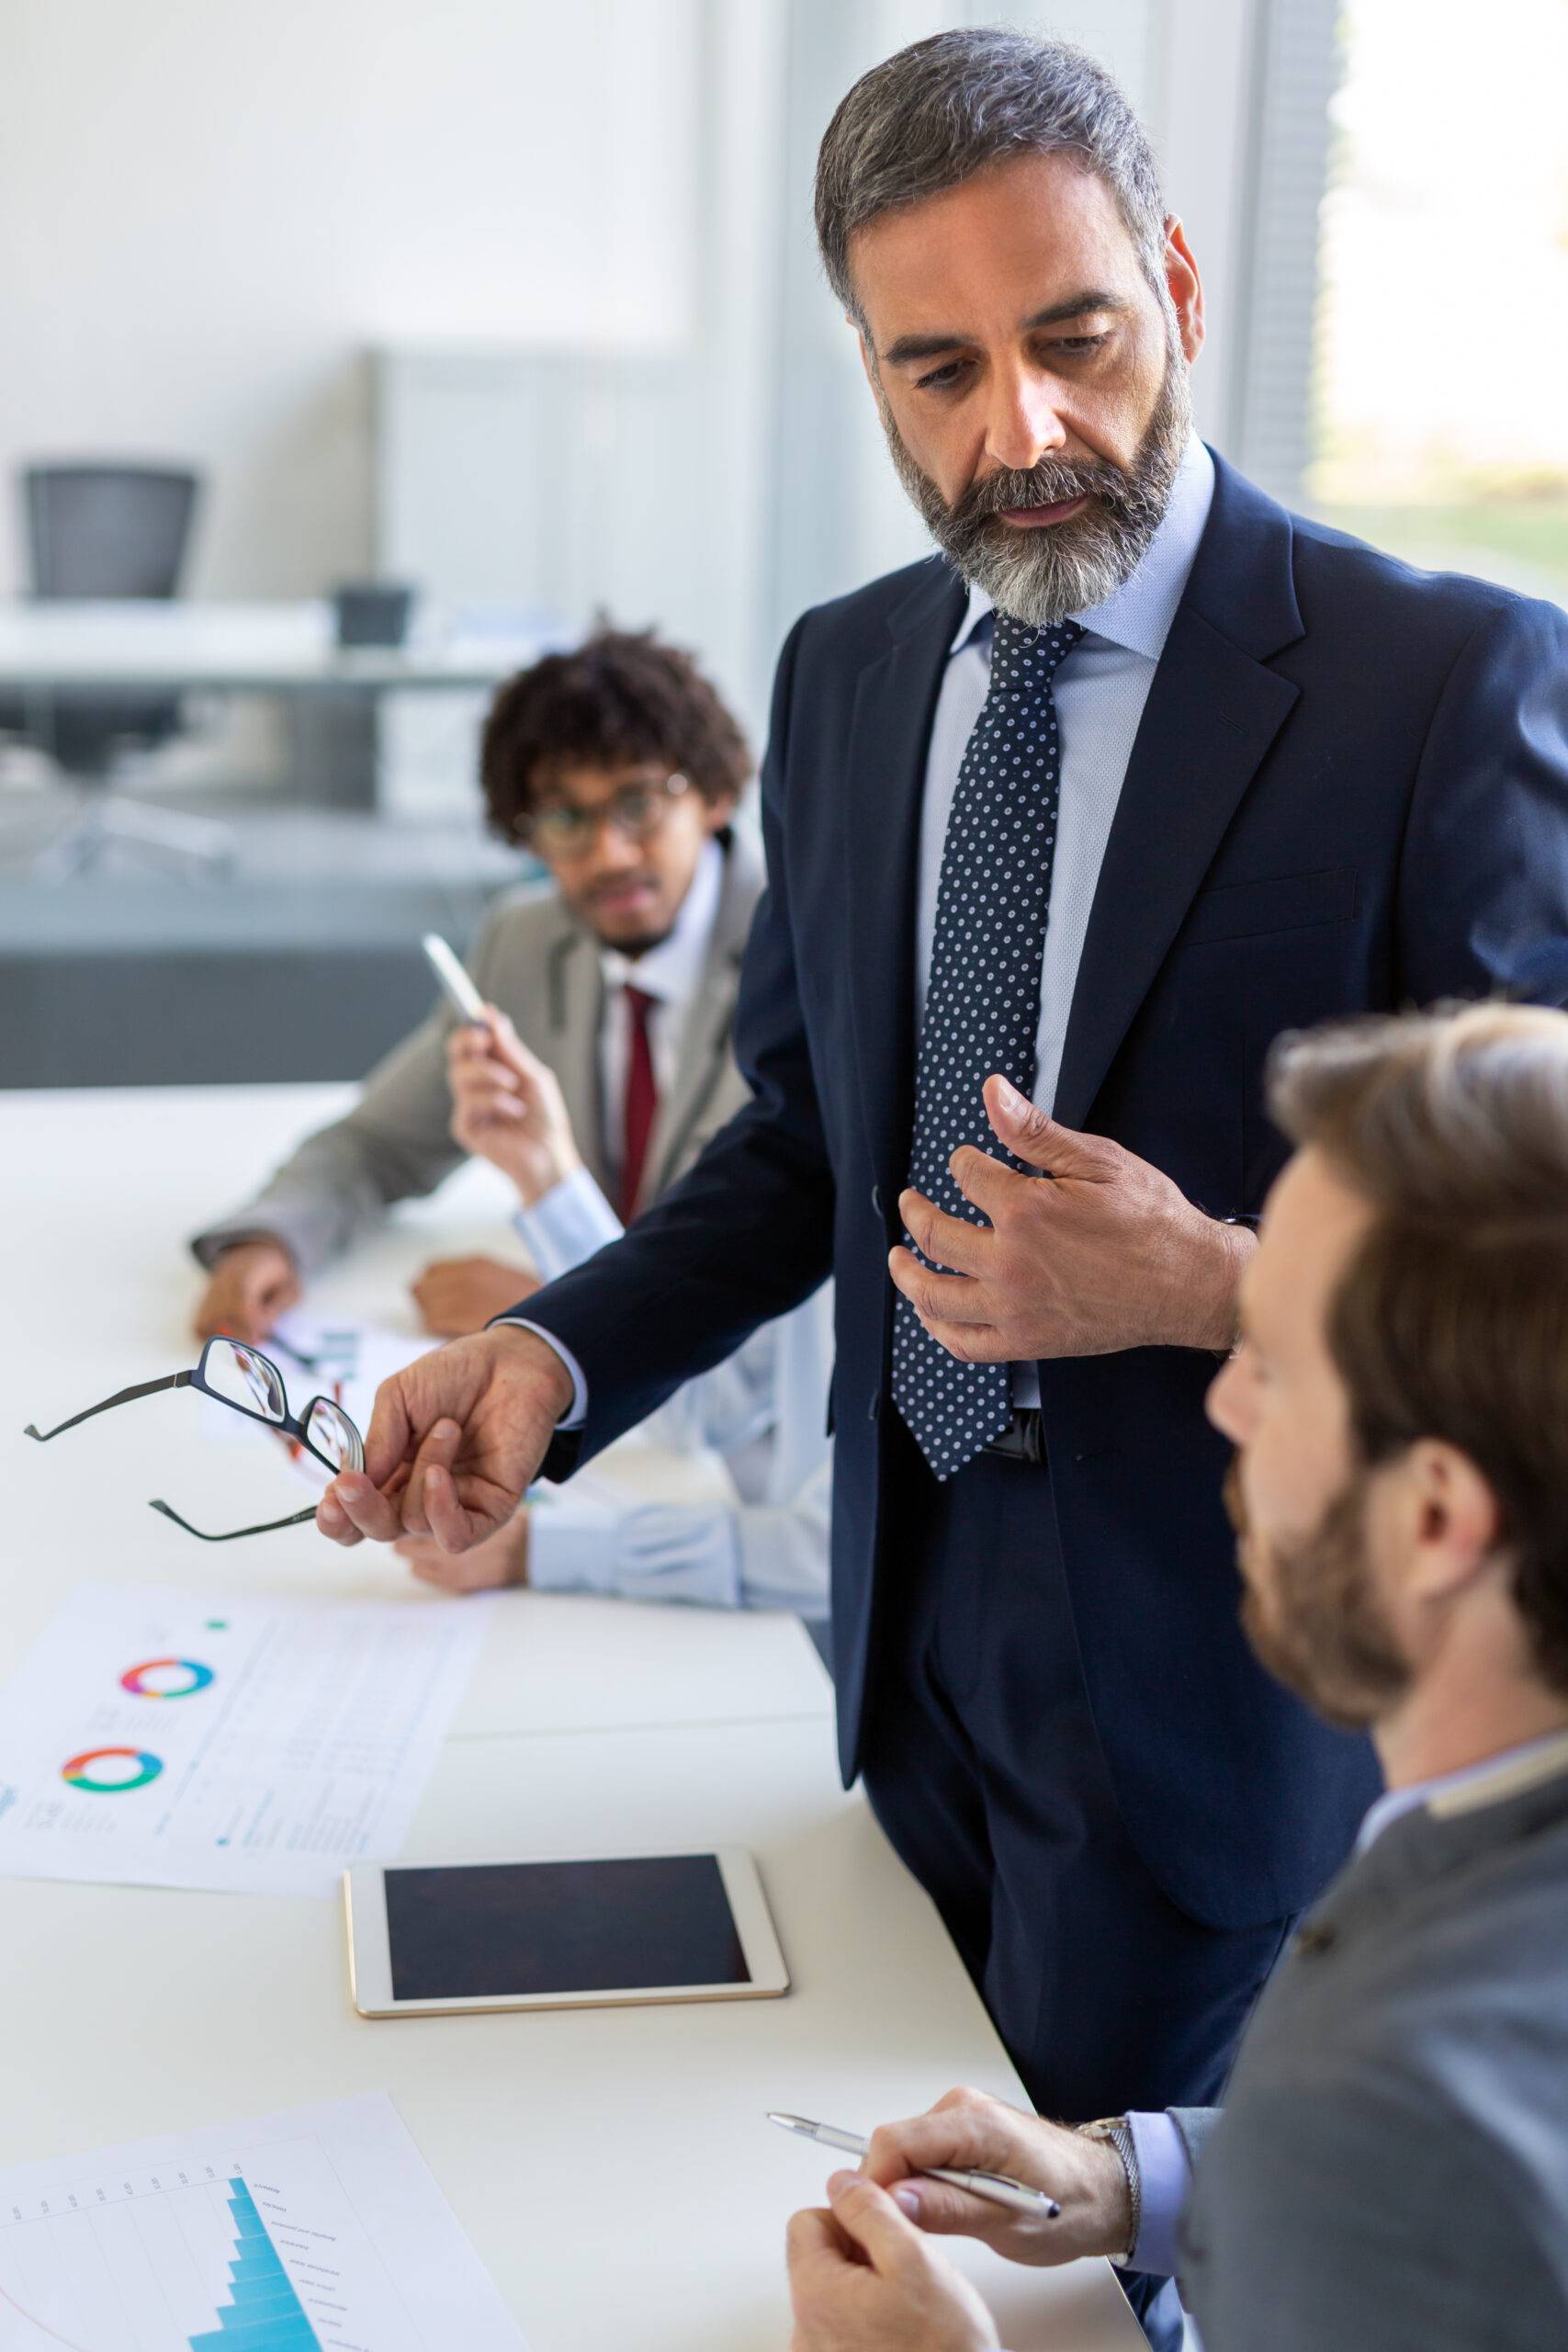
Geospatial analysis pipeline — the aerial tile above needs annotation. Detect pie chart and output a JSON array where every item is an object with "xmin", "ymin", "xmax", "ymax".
[
  {"xmin": 61, "ymin": 1747, "xmax": 164, "ymax": 1793},
  {"xmin": 119, "ymin": 1656, "xmax": 216, "ymax": 1699}
]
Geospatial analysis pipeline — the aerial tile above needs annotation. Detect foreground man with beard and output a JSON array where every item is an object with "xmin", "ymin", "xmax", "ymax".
[
  {"xmin": 790, "ymin": 1002, "xmax": 1568, "ymax": 2352},
  {"xmin": 315, "ymin": 34, "xmax": 1568, "ymax": 2335}
]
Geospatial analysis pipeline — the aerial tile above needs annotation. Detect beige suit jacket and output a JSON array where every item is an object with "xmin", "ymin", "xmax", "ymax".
[{"xmin": 192, "ymin": 830, "xmax": 764, "ymax": 1275}]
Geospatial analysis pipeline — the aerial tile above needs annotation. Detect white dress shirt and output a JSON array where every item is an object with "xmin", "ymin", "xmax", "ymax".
[
  {"xmin": 513, "ymin": 1167, "xmax": 831, "ymax": 1617},
  {"xmin": 597, "ymin": 832, "xmax": 723, "ymax": 1174},
  {"xmin": 918, "ymin": 436, "xmax": 1215, "ymax": 1410}
]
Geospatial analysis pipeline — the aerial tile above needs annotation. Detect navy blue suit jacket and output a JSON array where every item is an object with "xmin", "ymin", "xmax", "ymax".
[{"xmin": 525, "ymin": 454, "xmax": 1568, "ymax": 1931}]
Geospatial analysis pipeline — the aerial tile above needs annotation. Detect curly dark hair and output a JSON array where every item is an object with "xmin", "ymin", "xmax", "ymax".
[{"xmin": 479, "ymin": 625, "xmax": 752, "ymax": 842}]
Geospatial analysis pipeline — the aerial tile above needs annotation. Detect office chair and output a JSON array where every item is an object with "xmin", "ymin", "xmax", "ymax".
[{"xmin": 1, "ymin": 462, "xmax": 230, "ymax": 877}]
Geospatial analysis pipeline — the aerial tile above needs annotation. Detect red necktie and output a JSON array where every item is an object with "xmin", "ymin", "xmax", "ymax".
[{"xmin": 619, "ymin": 986, "xmax": 659, "ymax": 1223}]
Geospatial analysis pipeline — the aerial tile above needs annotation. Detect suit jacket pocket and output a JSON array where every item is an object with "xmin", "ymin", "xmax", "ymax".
[{"xmin": 1179, "ymin": 866, "xmax": 1359, "ymax": 948}]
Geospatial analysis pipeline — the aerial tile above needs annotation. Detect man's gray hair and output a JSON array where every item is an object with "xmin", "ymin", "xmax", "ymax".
[{"xmin": 815, "ymin": 28, "xmax": 1167, "ymax": 322}]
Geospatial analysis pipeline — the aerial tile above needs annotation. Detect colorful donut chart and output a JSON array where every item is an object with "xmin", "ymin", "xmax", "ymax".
[
  {"xmin": 119, "ymin": 1657, "xmax": 216, "ymax": 1699},
  {"xmin": 62, "ymin": 1747, "xmax": 164, "ymax": 1793}
]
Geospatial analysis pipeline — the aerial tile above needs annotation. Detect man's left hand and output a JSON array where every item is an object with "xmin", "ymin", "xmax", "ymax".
[
  {"xmin": 787, "ymin": 2175, "xmax": 999, "ymax": 2352},
  {"xmin": 890, "ymin": 1075, "xmax": 1252, "ymax": 1362},
  {"xmin": 410, "ymin": 1256, "xmax": 540, "ymax": 1338}
]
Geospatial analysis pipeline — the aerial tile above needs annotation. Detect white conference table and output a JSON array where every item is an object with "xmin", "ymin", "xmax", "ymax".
[
  {"xmin": 0, "ymin": 1084, "xmax": 1141, "ymax": 2350},
  {"xmin": 0, "ymin": 600, "xmax": 539, "ymax": 697}
]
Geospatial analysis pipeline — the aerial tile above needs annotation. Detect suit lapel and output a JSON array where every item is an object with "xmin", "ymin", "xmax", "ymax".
[
  {"xmin": 845, "ymin": 562, "xmax": 967, "ymax": 1191},
  {"xmin": 1053, "ymin": 457, "xmax": 1306, "ymax": 1131},
  {"xmin": 547, "ymin": 923, "xmax": 610, "ymax": 1197},
  {"xmin": 642, "ymin": 832, "xmax": 761, "ymax": 1208}
]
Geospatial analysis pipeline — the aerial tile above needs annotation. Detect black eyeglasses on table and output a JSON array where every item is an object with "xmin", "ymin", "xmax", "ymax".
[{"xmin": 24, "ymin": 1336, "xmax": 364, "ymax": 1541}]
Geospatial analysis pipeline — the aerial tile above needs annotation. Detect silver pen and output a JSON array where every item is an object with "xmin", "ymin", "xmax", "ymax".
[{"xmin": 767, "ymin": 2111, "xmax": 1060, "ymax": 2220}]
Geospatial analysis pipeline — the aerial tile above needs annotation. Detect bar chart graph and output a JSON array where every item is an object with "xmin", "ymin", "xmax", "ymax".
[
  {"xmin": 186, "ymin": 2178, "xmax": 318, "ymax": 2350},
  {"xmin": 0, "ymin": 2095, "xmax": 524, "ymax": 2351}
]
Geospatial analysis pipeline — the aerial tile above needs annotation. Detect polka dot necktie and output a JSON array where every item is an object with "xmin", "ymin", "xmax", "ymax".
[{"xmin": 892, "ymin": 611, "xmax": 1085, "ymax": 1480}]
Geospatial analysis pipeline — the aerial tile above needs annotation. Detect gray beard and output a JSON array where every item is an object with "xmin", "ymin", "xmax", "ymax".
[{"xmin": 880, "ymin": 345, "xmax": 1193, "ymax": 628}]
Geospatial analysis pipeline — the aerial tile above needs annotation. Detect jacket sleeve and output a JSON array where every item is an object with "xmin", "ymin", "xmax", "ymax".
[
  {"xmin": 519, "ymin": 614, "xmax": 839, "ymax": 1479},
  {"xmin": 188, "ymin": 910, "xmax": 515, "ymax": 1275},
  {"xmin": 1395, "ymin": 594, "xmax": 1568, "ymax": 1009},
  {"xmin": 1179, "ymin": 2078, "xmax": 1564, "ymax": 2352}
]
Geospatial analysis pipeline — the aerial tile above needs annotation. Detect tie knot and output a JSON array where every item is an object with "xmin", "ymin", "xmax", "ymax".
[{"xmin": 990, "ymin": 610, "xmax": 1084, "ymax": 683}]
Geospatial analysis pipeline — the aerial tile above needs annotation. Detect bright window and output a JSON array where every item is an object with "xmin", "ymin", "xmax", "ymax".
[{"xmin": 1309, "ymin": 0, "xmax": 1568, "ymax": 605}]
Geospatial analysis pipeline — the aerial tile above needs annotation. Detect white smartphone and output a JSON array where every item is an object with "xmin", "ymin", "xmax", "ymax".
[
  {"xmin": 344, "ymin": 1847, "xmax": 791, "ymax": 2018},
  {"xmin": 421, "ymin": 931, "xmax": 487, "ymax": 1024}
]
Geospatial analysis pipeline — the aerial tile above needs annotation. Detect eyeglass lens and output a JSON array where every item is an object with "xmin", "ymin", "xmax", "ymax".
[
  {"xmin": 202, "ymin": 1340, "xmax": 287, "ymax": 1424},
  {"xmin": 200, "ymin": 1340, "xmax": 361, "ymax": 1476},
  {"xmin": 529, "ymin": 775, "xmax": 686, "ymax": 853},
  {"xmin": 304, "ymin": 1396, "xmax": 363, "ymax": 1474}
]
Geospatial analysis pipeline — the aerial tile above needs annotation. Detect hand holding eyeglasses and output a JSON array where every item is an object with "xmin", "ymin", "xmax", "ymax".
[
  {"xmin": 316, "ymin": 1325, "xmax": 572, "ymax": 1553},
  {"xmin": 24, "ymin": 1337, "xmax": 364, "ymax": 1542}
]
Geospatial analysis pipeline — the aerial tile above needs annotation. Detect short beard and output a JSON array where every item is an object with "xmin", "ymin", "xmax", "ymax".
[
  {"xmin": 1224, "ymin": 1460, "xmax": 1412, "ymax": 1731},
  {"xmin": 878, "ymin": 333, "xmax": 1192, "ymax": 628}
]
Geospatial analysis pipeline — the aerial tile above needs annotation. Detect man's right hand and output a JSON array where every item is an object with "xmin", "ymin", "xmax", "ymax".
[
  {"xmin": 447, "ymin": 1008, "xmax": 584, "ymax": 1207},
  {"xmin": 193, "ymin": 1239, "xmax": 300, "ymax": 1344},
  {"xmin": 855, "ymin": 2087, "xmax": 1132, "ymax": 2267},
  {"xmin": 317, "ymin": 1324, "xmax": 574, "ymax": 1552}
]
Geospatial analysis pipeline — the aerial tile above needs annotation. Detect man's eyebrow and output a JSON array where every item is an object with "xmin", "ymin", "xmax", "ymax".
[
  {"xmin": 880, "ymin": 291, "xmax": 1129, "ymax": 368},
  {"xmin": 1021, "ymin": 289, "xmax": 1128, "ymax": 331}
]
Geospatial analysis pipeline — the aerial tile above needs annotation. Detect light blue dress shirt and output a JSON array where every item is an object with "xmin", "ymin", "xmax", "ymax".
[
  {"xmin": 918, "ymin": 437, "xmax": 1215, "ymax": 1410},
  {"xmin": 1122, "ymin": 1729, "xmax": 1568, "ymax": 2280},
  {"xmin": 514, "ymin": 1166, "xmax": 830, "ymax": 1619}
]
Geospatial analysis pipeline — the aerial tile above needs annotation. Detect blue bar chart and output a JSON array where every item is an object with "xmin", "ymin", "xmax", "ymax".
[
  {"xmin": 0, "ymin": 2095, "xmax": 523, "ymax": 2350},
  {"xmin": 186, "ymin": 2178, "xmax": 320, "ymax": 2350}
]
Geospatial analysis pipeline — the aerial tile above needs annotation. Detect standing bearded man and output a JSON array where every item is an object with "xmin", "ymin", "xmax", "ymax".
[{"xmin": 315, "ymin": 31, "xmax": 1568, "ymax": 2335}]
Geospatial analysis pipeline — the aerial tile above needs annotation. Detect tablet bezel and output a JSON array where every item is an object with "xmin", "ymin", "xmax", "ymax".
[{"xmin": 344, "ymin": 1846, "xmax": 790, "ymax": 2018}]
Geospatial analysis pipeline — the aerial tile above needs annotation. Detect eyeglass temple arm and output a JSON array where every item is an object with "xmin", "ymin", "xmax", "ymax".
[
  {"xmin": 25, "ymin": 1371, "xmax": 192, "ymax": 1443},
  {"xmin": 147, "ymin": 1498, "xmax": 320, "ymax": 1544}
]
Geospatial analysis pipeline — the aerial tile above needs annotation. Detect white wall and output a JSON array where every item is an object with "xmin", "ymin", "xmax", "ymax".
[
  {"xmin": 0, "ymin": 0, "xmax": 1325, "ymax": 762},
  {"xmin": 0, "ymin": 0, "xmax": 699, "ymax": 598}
]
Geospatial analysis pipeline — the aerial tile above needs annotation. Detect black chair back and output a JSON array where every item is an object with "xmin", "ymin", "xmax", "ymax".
[{"xmin": 24, "ymin": 463, "xmax": 199, "ymax": 600}]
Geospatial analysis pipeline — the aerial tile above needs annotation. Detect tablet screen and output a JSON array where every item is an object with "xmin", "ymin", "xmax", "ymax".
[{"xmin": 383, "ymin": 1854, "xmax": 751, "ymax": 2002}]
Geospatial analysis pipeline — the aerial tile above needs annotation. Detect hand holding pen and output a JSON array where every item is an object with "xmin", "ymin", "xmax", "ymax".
[{"xmin": 773, "ymin": 2086, "xmax": 1135, "ymax": 2267}]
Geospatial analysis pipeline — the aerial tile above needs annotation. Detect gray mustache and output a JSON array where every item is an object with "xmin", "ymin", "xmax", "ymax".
[{"xmin": 956, "ymin": 464, "xmax": 1126, "ymax": 523}]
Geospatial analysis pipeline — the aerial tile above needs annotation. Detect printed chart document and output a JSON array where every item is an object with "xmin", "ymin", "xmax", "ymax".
[
  {"xmin": 0, "ymin": 2091, "xmax": 525, "ymax": 2351},
  {"xmin": 0, "ymin": 1584, "xmax": 491, "ymax": 1896}
]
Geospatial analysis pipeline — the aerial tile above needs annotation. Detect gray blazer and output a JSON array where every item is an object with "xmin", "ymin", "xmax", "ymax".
[
  {"xmin": 1176, "ymin": 1742, "xmax": 1568, "ymax": 2351},
  {"xmin": 192, "ymin": 831, "xmax": 765, "ymax": 1275}
]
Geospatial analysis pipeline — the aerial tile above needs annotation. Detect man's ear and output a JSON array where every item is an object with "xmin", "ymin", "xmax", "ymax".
[
  {"xmin": 1163, "ymin": 215, "xmax": 1205, "ymax": 366},
  {"xmin": 1403, "ymin": 1439, "xmax": 1506, "ymax": 1606},
  {"xmin": 704, "ymin": 792, "xmax": 739, "ymax": 835}
]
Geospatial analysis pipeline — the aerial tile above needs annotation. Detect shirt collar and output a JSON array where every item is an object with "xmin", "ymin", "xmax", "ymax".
[
  {"xmin": 1357, "ymin": 1727, "xmax": 1568, "ymax": 1854},
  {"xmin": 949, "ymin": 435, "xmax": 1216, "ymax": 664},
  {"xmin": 598, "ymin": 833, "xmax": 723, "ymax": 1009}
]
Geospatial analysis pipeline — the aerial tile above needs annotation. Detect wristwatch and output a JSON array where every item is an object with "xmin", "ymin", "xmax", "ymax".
[{"xmin": 1077, "ymin": 2117, "xmax": 1140, "ymax": 2267}]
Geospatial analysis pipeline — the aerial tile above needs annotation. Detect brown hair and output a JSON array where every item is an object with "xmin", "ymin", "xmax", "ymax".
[
  {"xmin": 478, "ymin": 625, "xmax": 751, "ymax": 842},
  {"xmin": 1268, "ymin": 1002, "xmax": 1568, "ymax": 1696}
]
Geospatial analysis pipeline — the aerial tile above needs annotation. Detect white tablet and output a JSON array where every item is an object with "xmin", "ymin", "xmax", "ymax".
[{"xmin": 344, "ymin": 1847, "xmax": 790, "ymax": 2018}]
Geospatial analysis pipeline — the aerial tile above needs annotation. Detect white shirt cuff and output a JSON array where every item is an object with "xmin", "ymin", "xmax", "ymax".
[{"xmin": 512, "ymin": 1165, "xmax": 624, "ymax": 1283}]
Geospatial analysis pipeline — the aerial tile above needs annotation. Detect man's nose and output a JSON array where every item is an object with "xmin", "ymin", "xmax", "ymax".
[
  {"xmin": 581, "ymin": 816, "xmax": 643, "ymax": 877},
  {"xmin": 984, "ymin": 367, "xmax": 1068, "ymax": 476},
  {"xmin": 1205, "ymin": 1350, "xmax": 1246, "ymax": 1441}
]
